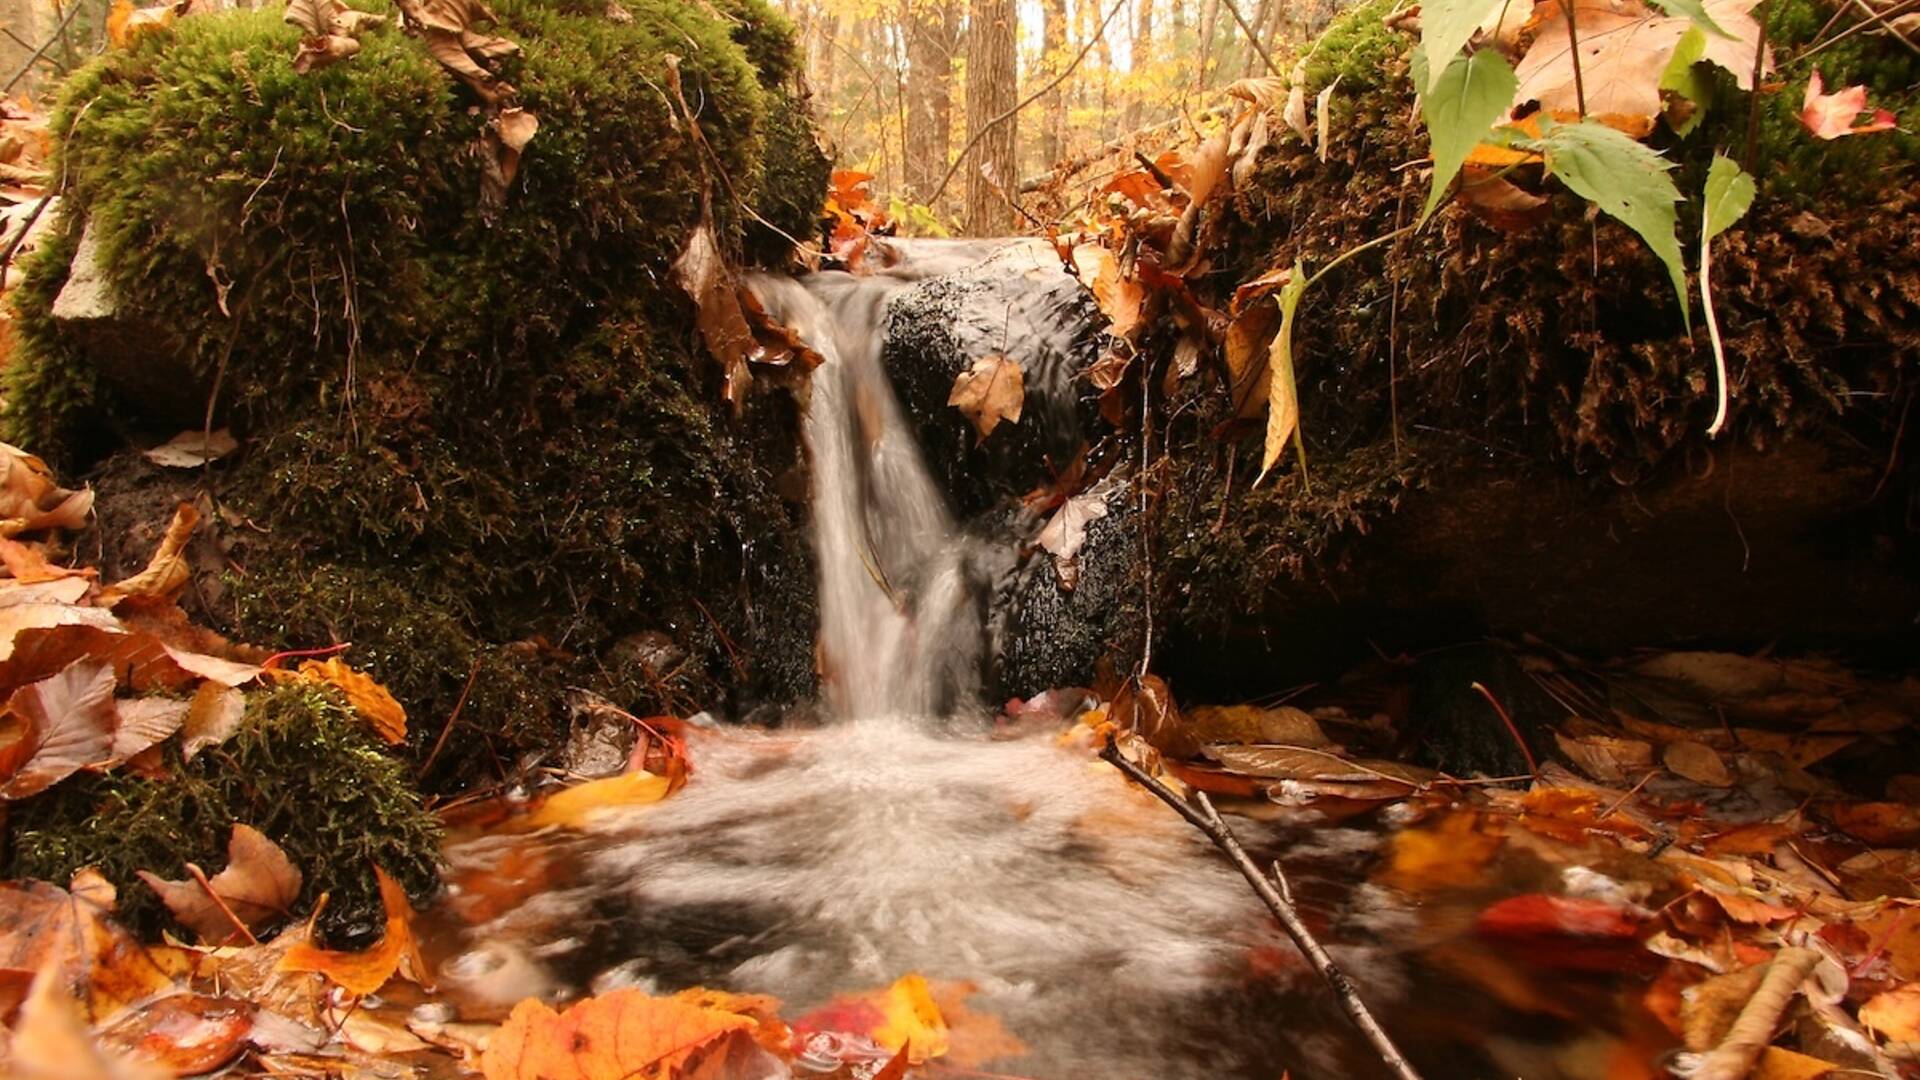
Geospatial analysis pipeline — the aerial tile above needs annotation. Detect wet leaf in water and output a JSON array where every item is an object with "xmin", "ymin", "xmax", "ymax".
[
  {"xmin": 526, "ymin": 770, "xmax": 672, "ymax": 828},
  {"xmin": 278, "ymin": 867, "xmax": 426, "ymax": 996},
  {"xmin": 1476, "ymin": 894, "xmax": 1643, "ymax": 939},
  {"xmin": 99, "ymin": 994, "xmax": 254, "ymax": 1076},
  {"xmin": 482, "ymin": 987, "xmax": 752, "ymax": 1080},
  {"xmin": 1380, "ymin": 811, "xmax": 1503, "ymax": 892},
  {"xmin": 947, "ymin": 354, "xmax": 1026, "ymax": 442}
]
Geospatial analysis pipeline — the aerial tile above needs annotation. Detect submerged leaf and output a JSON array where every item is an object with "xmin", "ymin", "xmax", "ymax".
[{"xmin": 279, "ymin": 867, "xmax": 426, "ymax": 995}]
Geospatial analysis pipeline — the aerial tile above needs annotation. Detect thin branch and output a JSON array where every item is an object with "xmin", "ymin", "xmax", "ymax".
[
  {"xmin": 1099, "ymin": 737, "xmax": 1424, "ymax": 1080},
  {"xmin": 1470, "ymin": 680, "xmax": 1540, "ymax": 779},
  {"xmin": 0, "ymin": 194, "xmax": 53, "ymax": 281},
  {"xmin": 1561, "ymin": 0, "xmax": 1588, "ymax": 117},
  {"xmin": 1743, "ymin": 0, "xmax": 1771, "ymax": 173},
  {"xmin": 1219, "ymin": 0, "xmax": 1283, "ymax": 77},
  {"xmin": 186, "ymin": 864, "xmax": 261, "ymax": 947},
  {"xmin": 2, "ymin": 0, "xmax": 86, "ymax": 96},
  {"xmin": 1798, "ymin": 0, "xmax": 1920, "ymax": 60},
  {"xmin": 926, "ymin": 0, "xmax": 1128, "ymax": 206}
]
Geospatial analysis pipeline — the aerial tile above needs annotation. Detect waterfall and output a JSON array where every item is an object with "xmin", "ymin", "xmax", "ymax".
[{"xmin": 749, "ymin": 238, "xmax": 1036, "ymax": 718}]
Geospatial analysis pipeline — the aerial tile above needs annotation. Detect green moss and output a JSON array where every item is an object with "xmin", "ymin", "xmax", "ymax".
[
  {"xmin": 1299, "ymin": 0, "xmax": 1405, "ymax": 97},
  {"xmin": 6, "ymin": 0, "xmax": 825, "ymax": 788},
  {"xmin": 7, "ymin": 684, "xmax": 442, "ymax": 942},
  {"xmin": 2, "ymin": 215, "xmax": 107, "ymax": 457}
]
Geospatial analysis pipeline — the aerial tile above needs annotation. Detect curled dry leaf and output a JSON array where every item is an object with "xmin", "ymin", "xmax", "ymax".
[
  {"xmin": 1799, "ymin": 69, "xmax": 1897, "ymax": 139},
  {"xmin": 0, "ymin": 442, "xmax": 94, "ymax": 536},
  {"xmin": 1069, "ymin": 244, "xmax": 1146, "ymax": 339},
  {"xmin": 1036, "ymin": 486, "xmax": 1111, "ymax": 590},
  {"xmin": 947, "ymin": 354, "xmax": 1025, "ymax": 442},
  {"xmin": 392, "ymin": 0, "xmax": 520, "ymax": 102},
  {"xmin": 278, "ymin": 867, "xmax": 426, "ymax": 996},
  {"xmin": 138, "ymin": 824, "xmax": 303, "ymax": 944},
  {"xmin": 0, "ymin": 658, "xmax": 117, "ymax": 799},
  {"xmin": 98, "ymin": 502, "xmax": 198, "ymax": 609},
  {"xmin": 481, "ymin": 987, "xmax": 754, "ymax": 1080},
  {"xmin": 481, "ymin": 107, "xmax": 541, "ymax": 208},
  {"xmin": 0, "ymin": 536, "xmax": 98, "ymax": 583}
]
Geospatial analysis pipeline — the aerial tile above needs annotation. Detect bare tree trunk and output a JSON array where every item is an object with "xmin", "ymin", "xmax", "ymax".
[
  {"xmin": 905, "ymin": 0, "xmax": 958, "ymax": 202},
  {"xmin": 962, "ymin": 0, "xmax": 1018, "ymax": 233},
  {"xmin": 1240, "ymin": 0, "xmax": 1272, "ymax": 76},
  {"xmin": 1123, "ymin": 0, "xmax": 1154, "ymax": 130},
  {"xmin": 1193, "ymin": 0, "xmax": 1219, "ymax": 91},
  {"xmin": 814, "ymin": 14, "xmax": 841, "ymax": 111},
  {"xmin": 1040, "ymin": 0, "xmax": 1069, "ymax": 167}
]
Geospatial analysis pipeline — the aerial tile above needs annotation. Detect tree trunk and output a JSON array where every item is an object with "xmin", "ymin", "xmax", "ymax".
[
  {"xmin": 1240, "ymin": 0, "xmax": 1272, "ymax": 77},
  {"xmin": 963, "ymin": 0, "xmax": 1018, "ymax": 234},
  {"xmin": 1123, "ymin": 0, "xmax": 1154, "ymax": 131},
  {"xmin": 1193, "ymin": 0, "xmax": 1218, "ymax": 91},
  {"xmin": 905, "ymin": 0, "xmax": 958, "ymax": 202},
  {"xmin": 814, "ymin": 14, "xmax": 841, "ymax": 111},
  {"xmin": 1040, "ymin": 0, "xmax": 1068, "ymax": 168}
]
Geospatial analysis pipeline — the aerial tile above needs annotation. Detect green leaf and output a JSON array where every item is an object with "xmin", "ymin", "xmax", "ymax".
[
  {"xmin": 1659, "ymin": 29, "xmax": 1713, "ymax": 137},
  {"xmin": 1420, "ymin": 49, "xmax": 1518, "ymax": 223},
  {"xmin": 1257, "ymin": 264, "xmax": 1310, "ymax": 487},
  {"xmin": 1702, "ymin": 154, "xmax": 1755, "ymax": 240},
  {"xmin": 1417, "ymin": 0, "xmax": 1507, "ymax": 94},
  {"xmin": 1536, "ymin": 120, "xmax": 1691, "ymax": 327},
  {"xmin": 1646, "ymin": 0, "xmax": 1733, "ymax": 37}
]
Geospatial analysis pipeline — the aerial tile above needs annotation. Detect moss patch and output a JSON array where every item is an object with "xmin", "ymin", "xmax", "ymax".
[
  {"xmin": 4, "ymin": 0, "xmax": 827, "ymax": 790},
  {"xmin": 7, "ymin": 684, "xmax": 442, "ymax": 942}
]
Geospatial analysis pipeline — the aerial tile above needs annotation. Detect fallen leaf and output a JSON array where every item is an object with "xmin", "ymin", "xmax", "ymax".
[
  {"xmin": 111, "ymin": 696, "xmax": 189, "ymax": 763},
  {"xmin": 278, "ymin": 867, "xmax": 425, "ymax": 996},
  {"xmin": 947, "ymin": 354, "xmax": 1025, "ymax": 441},
  {"xmin": 138, "ymin": 825, "xmax": 302, "ymax": 944},
  {"xmin": 1827, "ymin": 801, "xmax": 1920, "ymax": 846},
  {"xmin": 99, "ymin": 994, "xmax": 253, "ymax": 1076},
  {"xmin": 1070, "ymin": 244, "xmax": 1146, "ymax": 339},
  {"xmin": 1799, "ymin": 69, "xmax": 1897, "ymax": 139},
  {"xmin": 281, "ymin": 657, "xmax": 406, "ymax": 745},
  {"xmin": 5, "ymin": 965, "xmax": 164, "ymax": 1080},
  {"xmin": 0, "ymin": 877, "xmax": 175, "ymax": 1022},
  {"xmin": 1681, "ymin": 962, "xmax": 1769, "ymax": 1050},
  {"xmin": 0, "ymin": 442, "xmax": 94, "ymax": 535},
  {"xmin": 1186, "ymin": 704, "xmax": 1334, "ymax": 748},
  {"xmin": 1036, "ymin": 487, "xmax": 1111, "ymax": 590},
  {"xmin": 1665, "ymin": 740, "xmax": 1734, "ymax": 787},
  {"xmin": 1752, "ymin": 1047, "xmax": 1838, "ymax": 1080},
  {"xmin": 107, "ymin": 0, "xmax": 180, "ymax": 49},
  {"xmin": 180, "ymin": 682, "xmax": 245, "ymax": 761},
  {"xmin": 1476, "ymin": 894, "xmax": 1643, "ymax": 938},
  {"xmin": 142, "ymin": 430, "xmax": 238, "ymax": 469},
  {"xmin": 526, "ymin": 770, "xmax": 672, "ymax": 828},
  {"xmin": 1557, "ymin": 731, "xmax": 1655, "ymax": 783},
  {"xmin": 1457, "ymin": 165, "xmax": 1551, "ymax": 231},
  {"xmin": 674, "ymin": 220, "xmax": 756, "ymax": 408},
  {"xmin": 1109, "ymin": 674, "xmax": 1193, "ymax": 759},
  {"xmin": 1380, "ymin": 810, "xmax": 1504, "ymax": 891},
  {"xmin": 1511, "ymin": 0, "xmax": 1767, "ymax": 131},
  {"xmin": 391, "ymin": 0, "xmax": 519, "ymax": 102},
  {"xmin": 0, "ymin": 537, "xmax": 97, "ymax": 583},
  {"xmin": 1, "ymin": 658, "xmax": 117, "ymax": 799},
  {"xmin": 97, "ymin": 502, "xmax": 198, "ymax": 609},
  {"xmin": 1210, "ymin": 743, "xmax": 1433, "ymax": 787},
  {"xmin": 481, "ymin": 988, "xmax": 752, "ymax": 1080}
]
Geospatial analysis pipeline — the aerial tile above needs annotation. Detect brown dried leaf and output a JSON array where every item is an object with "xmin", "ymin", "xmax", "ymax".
[
  {"xmin": 947, "ymin": 354, "xmax": 1025, "ymax": 441},
  {"xmin": 1109, "ymin": 674, "xmax": 1193, "ymax": 759},
  {"xmin": 1209, "ymin": 743, "xmax": 1435, "ymax": 787},
  {"xmin": 0, "ymin": 878, "xmax": 175, "ymax": 1024},
  {"xmin": 5, "ymin": 966, "xmax": 165, "ymax": 1080},
  {"xmin": 98, "ymin": 502, "xmax": 197, "ymax": 609},
  {"xmin": 181, "ymin": 682, "xmax": 245, "ymax": 761},
  {"xmin": 1556, "ymin": 731, "xmax": 1655, "ymax": 783},
  {"xmin": 1457, "ymin": 165, "xmax": 1551, "ymax": 232},
  {"xmin": 1070, "ymin": 244, "xmax": 1145, "ymax": 340},
  {"xmin": 1665, "ymin": 739, "xmax": 1735, "ymax": 787},
  {"xmin": 110, "ymin": 696, "xmax": 189, "ymax": 763},
  {"xmin": 0, "ymin": 536, "xmax": 97, "ymax": 583},
  {"xmin": 1, "ymin": 659, "xmax": 117, "ymax": 799},
  {"xmin": 1512, "ymin": 0, "xmax": 1768, "ymax": 131},
  {"xmin": 674, "ymin": 220, "xmax": 756, "ymax": 409},
  {"xmin": 0, "ymin": 442, "xmax": 94, "ymax": 536},
  {"xmin": 138, "ymin": 824, "xmax": 303, "ymax": 944},
  {"xmin": 1036, "ymin": 487, "xmax": 1110, "ymax": 590},
  {"xmin": 282, "ymin": 657, "xmax": 406, "ymax": 745}
]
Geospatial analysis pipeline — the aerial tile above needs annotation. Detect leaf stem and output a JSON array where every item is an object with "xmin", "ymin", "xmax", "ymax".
[
  {"xmin": 1701, "ymin": 216, "xmax": 1731, "ymax": 437},
  {"xmin": 1562, "ymin": 0, "xmax": 1588, "ymax": 117}
]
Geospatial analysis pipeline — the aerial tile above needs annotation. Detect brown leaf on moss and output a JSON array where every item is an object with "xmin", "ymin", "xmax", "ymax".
[
  {"xmin": 674, "ymin": 220, "xmax": 757, "ymax": 409},
  {"xmin": 181, "ymin": 682, "xmax": 245, "ymax": 761},
  {"xmin": 110, "ymin": 696, "xmax": 189, "ymax": 764},
  {"xmin": 276, "ymin": 657, "xmax": 406, "ymax": 745},
  {"xmin": 393, "ymin": 0, "xmax": 519, "ymax": 102},
  {"xmin": 0, "ymin": 658, "xmax": 116, "ymax": 799},
  {"xmin": 138, "ymin": 825, "xmax": 302, "ymax": 944},
  {"xmin": 948, "ymin": 354, "xmax": 1026, "ymax": 442}
]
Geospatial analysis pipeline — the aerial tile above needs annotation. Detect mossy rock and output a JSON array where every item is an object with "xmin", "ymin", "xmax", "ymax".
[
  {"xmin": 6, "ymin": 684, "xmax": 443, "ymax": 942},
  {"xmin": 3, "ymin": 0, "xmax": 828, "ymax": 789}
]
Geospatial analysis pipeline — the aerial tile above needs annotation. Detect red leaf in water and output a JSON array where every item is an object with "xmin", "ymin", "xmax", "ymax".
[{"xmin": 1476, "ymin": 894, "xmax": 1642, "ymax": 939}]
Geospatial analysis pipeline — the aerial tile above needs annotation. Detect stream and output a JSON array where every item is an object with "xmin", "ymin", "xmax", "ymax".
[{"xmin": 419, "ymin": 241, "xmax": 1683, "ymax": 1079}]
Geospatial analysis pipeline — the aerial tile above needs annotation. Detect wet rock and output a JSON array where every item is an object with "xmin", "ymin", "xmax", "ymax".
[
  {"xmin": 995, "ymin": 482, "xmax": 1144, "ymax": 701},
  {"xmin": 880, "ymin": 243, "xmax": 1104, "ymax": 517}
]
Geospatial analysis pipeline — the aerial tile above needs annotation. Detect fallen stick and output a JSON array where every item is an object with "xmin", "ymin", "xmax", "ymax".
[{"xmin": 1099, "ymin": 736, "xmax": 1423, "ymax": 1080}]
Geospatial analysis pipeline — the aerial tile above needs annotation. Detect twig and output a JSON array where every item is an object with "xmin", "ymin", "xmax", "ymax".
[
  {"xmin": 1743, "ymin": 1, "xmax": 1771, "ymax": 174},
  {"xmin": 1561, "ymin": 0, "xmax": 1588, "ymax": 117},
  {"xmin": 0, "ymin": 194, "xmax": 53, "ymax": 281},
  {"xmin": 1099, "ymin": 737, "xmax": 1424, "ymax": 1080},
  {"xmin": 926, "ymin": 0, "xmax": 1128, "ymax": 206},
  {"xmin": 1672, "ymin": 947, "xmax": 1819, "ymax": 1080},
  {"xmin": 419, "ymin": 654, "xmax": 484, "ymax": 778},
  {"xmin": 186, "ymin": 864, "xmax": 261, "ymax": 947},
  {"xmin": 1219, "ymin": 0, "xmax": 1284, "ymax": 77},
  {"xmin": 2, "ymin": 0, "xmax": 85, "ymax": 96},
  {"xmin": 1470, "ymin": 680, "xmax": 1539, "ymax": 779},
  {"xmin": 1798, "ymin": 0, "xmax": 1920, "ymax": 61}
]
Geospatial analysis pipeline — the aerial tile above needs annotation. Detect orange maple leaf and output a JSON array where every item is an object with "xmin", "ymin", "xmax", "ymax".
[
  {"xmin": 481, "ymin": 988, "xmax": 754, "ymax": 1080},
  {"xmin": 277, "ymin": 867, "xmax": 426, "ymax": 996}
]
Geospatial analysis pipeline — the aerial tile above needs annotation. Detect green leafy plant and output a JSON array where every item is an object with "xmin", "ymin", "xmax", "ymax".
[{"xmin": 1698, "ymin": 154, "xmax": 1756, "ymax": 436}]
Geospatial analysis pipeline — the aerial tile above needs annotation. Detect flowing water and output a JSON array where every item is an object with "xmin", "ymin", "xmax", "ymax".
[{"xmin": 425, "ymin": 241, "xmax": 1677, "ymax": 1079}]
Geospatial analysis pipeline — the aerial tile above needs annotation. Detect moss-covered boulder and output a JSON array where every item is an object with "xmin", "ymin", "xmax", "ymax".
[{"xmin": 4, "ymin": 0, "xmax": 830, "ymax": 790}]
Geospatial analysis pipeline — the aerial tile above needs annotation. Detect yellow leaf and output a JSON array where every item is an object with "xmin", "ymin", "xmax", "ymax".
[
  {"xmin": 482, "ymin": 989, "xmax": 751, "ymax": 1080},
  {"xmin": 526, "ymin": 771, "xmax": 671, "ymax": 828},
  {"xmin": 1379, "ymin": 811, "xmax": 1502, "ymax": 892},
  {"xmin": 947, "ymin": 354, "xmax": 1026, "ymax": 442},
  {"xmin": 283, "ymin": 657, "xmax": 406, "ymax": 745},
  {"xmin": 278, "ymin": 867, "xmax": 426, "ymax": 996},
  {"xmin": 1256, "ymin": 269, "xmax": 1307, "ymax": 485},
  {"xmin": 1860, "ymin": 984, "xmax": 1920, "ymax": 1042},
  {"xmin": 874, "ymin": 973, "xmax": 949, "ymax": 1064},
  {"xmin": 1752, "ymin": 1047, "xmax": 1836, "ymax": 1080},
  {"xmin": 97, "ymin": 501, "xmax": 197, "ymax": 608}
]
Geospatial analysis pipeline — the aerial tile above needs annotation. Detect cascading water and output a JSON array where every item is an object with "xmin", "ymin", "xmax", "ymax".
[{"xmin": 427, "ymin": 241, "xmax": 1604, "ymax": 1079}]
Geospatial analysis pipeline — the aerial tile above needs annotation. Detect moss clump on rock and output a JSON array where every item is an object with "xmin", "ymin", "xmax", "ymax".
[
  {"xmin": 4, "ymin": 0, "xmax": 828, "ymax": 789},
  {"xmin": 6, "ymin": 684, "xmax": 443, "ymax": 941}
]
